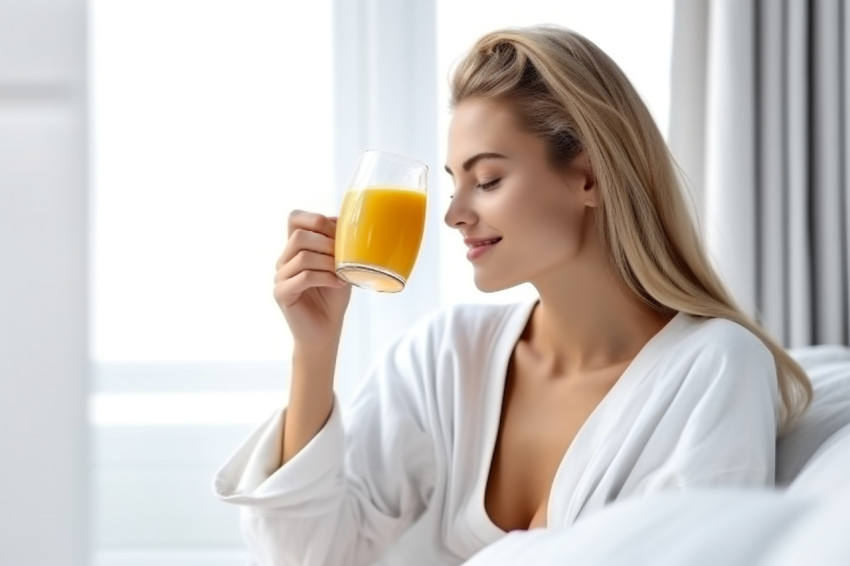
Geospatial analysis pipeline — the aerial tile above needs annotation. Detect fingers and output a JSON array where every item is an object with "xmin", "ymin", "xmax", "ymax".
[
  {"xmin": 273, "ymin": 270, "xmax": 347, "ymax": 308},
  {"xmin": 276, "ymin": 228, "xmax": 336, "ymax": 270},
  {"xmin": 273, "ymin": 210, "xmax": 347, "ymax": 307},
  {"xmin": 277, "ymin": 210, "xmax": 338, "ymax": 270},
  {"xmin": 275, "ymin": 249, "xmax": 336, "ymax": 283},
  {"xmin": 288, "ymin": 210, "xmax": 337, "ymax": 239}
]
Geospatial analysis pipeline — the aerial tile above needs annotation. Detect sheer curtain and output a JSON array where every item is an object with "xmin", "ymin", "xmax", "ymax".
[{"xmin": 669, "ymin": 0, "xmax": 850, "ymax": 348}]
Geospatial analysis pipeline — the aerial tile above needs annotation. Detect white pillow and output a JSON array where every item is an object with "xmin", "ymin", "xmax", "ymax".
[
  {"xmin": 777, "ymin": 345, "xmax": 850, "ymax": 486},
  {"xmin": 762, "ymin": 479, "xmax": 850, "ymax": 566},
  {"xmin": 787, "ymin": 425, "xmax": 850, "ymax": 497}
]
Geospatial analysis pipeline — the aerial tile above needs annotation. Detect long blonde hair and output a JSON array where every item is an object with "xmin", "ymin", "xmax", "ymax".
[{"xmin": 450, "ymin": 25, "xmax": 811, "ymax": 432}]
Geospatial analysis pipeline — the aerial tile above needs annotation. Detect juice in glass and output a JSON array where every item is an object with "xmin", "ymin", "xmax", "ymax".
[{"xmin": 335, "ymin": 185, "xmax": 426, "ymax": 292}]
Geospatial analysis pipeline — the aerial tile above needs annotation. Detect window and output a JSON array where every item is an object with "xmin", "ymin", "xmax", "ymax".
[
  {"xmin": 91, "ymin": 0, "xmax": 333, "ymax": 368},
  {"xmin": 90, "ymin": 2, "xmax": 333, "ymax": 564}
]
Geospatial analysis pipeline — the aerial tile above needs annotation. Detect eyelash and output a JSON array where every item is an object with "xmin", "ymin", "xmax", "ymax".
[
  {"xmin": 476, "ymin": 178, "xmax": 501, "ymax": 191},
  {"xmin": 448, "ymin": 178, "xmax": 501, "ymax": 199}
]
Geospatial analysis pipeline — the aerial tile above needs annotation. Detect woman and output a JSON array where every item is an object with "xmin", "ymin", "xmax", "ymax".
[{"xmin": 214, "ymin": 25, "xmax": 812, "ymax": 566}]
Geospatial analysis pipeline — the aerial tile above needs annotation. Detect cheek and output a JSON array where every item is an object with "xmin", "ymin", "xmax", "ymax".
[{"xmin": 512, "ymin": 188, "xmax": 584, "ymax": 251}]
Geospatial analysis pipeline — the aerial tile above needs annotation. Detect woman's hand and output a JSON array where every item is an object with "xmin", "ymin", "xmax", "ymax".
[{"xmin": 273, "ymin": 210, "xmax": 351, "ymax": 349}]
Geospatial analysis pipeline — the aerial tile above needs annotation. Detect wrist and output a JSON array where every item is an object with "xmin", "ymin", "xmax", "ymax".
[
  {"xmin": 292, "ymin": 341, "xmax": 339, "ymax": 377},
  {"xmin": 293, "ymin": 339, "xmax": 340, "ymax": 358}
]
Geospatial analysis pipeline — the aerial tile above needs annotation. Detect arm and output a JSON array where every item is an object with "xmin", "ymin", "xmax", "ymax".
[
  {"xmin": 213, "ymin": 316, "xmax": 440, "ymax": 566},
  {"xmin": 271, "ymin": 210, "xmax": 351, "ymax": 467},
  {"xmin": 213, "ymin": 210, "xmax": 439, "ymax": 566},
  {"xmin": 282, "ymin": 343, "xmax": 337, "ymax": 467}
]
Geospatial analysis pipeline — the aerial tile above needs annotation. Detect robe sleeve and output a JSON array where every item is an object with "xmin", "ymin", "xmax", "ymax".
[
  {"xmin": 212, "ymin": 316, "xmax": 440, "ymax": 566},
  {"xmin": 634, "ymin": 324, "xmax": 780, "ymax": 492}
]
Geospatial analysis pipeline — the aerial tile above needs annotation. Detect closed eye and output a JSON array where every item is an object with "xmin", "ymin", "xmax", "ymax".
[
  {"xmin": 476, "ymin": 178, "xmax": 501, "ymax": 191},
  {"xmin": 447, "ymin": 177, "xmax": 502, "ymax": 199}
]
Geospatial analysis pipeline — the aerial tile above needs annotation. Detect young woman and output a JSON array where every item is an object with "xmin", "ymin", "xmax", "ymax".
[{"xmin": 215, "ymin": 25, "xmax": 812, "ymax": 566}]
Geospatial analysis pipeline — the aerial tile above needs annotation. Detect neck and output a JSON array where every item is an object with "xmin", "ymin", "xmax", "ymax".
[{"xmin": 525, "ymin": 256, "xmax": 672, "ymax": 376}]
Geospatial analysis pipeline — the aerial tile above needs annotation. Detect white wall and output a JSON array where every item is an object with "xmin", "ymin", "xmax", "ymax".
[{"xmin": 0, "ymin": 0, "xmax": 89, "ymax": 565}]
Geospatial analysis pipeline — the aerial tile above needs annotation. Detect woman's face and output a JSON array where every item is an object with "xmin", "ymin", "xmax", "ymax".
[{"xmin": 444, "ymin": 98, "xmax": 598, "ymax": 292}]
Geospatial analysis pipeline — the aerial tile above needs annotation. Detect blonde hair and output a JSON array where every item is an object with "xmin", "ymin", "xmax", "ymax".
[{"xmin": 450, "ymin": 25, "xmax": 811, "ymax": 432}]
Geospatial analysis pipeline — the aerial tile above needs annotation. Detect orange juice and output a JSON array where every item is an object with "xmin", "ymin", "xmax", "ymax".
[{"xmin": 335, "ymin": 185, "xmax": 426, "ymax": 291}]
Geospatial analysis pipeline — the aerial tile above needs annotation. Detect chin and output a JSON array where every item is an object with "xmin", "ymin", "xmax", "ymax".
[{"xmin": 473, "ymin": 272, "xmax": 522, "ymax": 294}]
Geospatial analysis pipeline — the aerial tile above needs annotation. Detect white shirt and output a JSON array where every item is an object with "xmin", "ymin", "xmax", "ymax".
[{"xmin": 213, "ymin": 299, "xmax": 779, "ymax": 566}]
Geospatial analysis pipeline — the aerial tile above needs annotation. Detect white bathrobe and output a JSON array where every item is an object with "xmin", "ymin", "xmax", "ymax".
[{"xmin": 213, "ymin": 299, "xmax": 779, "ymax": 566}]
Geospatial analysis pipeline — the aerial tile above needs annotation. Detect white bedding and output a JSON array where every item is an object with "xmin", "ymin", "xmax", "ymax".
[{"xmin": 462, "ymin": 483, "xmax": 850, "ymax": 566}]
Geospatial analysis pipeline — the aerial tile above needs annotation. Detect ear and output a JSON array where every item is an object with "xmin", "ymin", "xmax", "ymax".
[{"xmin": 565, "ymin": 150, "xmax": 598, "ymax": 208}]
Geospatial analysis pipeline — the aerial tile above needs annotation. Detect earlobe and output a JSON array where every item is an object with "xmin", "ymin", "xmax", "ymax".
[
  {"xmin": 584, "ymin": 175, "xmax": 599, "ymax": 207},
  {"xmin": 578, "ymin": 156, "xmax": 598, "ymax": 207}
]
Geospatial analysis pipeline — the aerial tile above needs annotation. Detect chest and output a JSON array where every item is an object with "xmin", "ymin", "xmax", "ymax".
[{"xmin": 483, "ymin": 357, "xmax": 628, "ymax": 532}]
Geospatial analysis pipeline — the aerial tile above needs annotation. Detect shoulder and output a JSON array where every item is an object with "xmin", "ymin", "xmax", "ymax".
[
  {"xmin": 677, "ymin": 313, "xmax": 773, "ymax": 362},
  {"xmin": 665, "ymin": 314, "xmax": 778, "ymax": 399}
]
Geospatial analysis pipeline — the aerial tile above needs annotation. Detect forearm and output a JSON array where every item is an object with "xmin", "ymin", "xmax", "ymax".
[{"xmin": 281, "ymin": 342, "xmax": 338, "ymax": 466}]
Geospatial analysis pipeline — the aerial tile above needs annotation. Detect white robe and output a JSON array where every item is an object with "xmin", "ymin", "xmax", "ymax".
[{"xmin": 213, "ymin": 299, "xmax": 779, "ymax": 566}]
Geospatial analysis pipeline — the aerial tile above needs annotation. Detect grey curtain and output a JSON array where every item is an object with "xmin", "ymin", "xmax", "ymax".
[{"xmin": 670, "ymin": 0, "xmax": 850, "ymax": 348}]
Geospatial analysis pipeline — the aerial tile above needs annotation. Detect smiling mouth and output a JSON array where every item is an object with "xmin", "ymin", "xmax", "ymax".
[{"xmin": 468, "ymin": 238, "xmax": 502, "ymax": 248}]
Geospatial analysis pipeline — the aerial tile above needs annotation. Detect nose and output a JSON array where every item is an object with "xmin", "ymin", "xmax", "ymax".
[{"xmin": 443, "ymin": 190, "xmax": 477, "ymax": 229}]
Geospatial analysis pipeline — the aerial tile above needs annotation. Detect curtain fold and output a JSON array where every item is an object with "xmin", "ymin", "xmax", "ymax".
[
  {"xmin": 785, "ymin": 0, "xmax": 813, "ymax": 348},
  {"xmin": 671, "ymin": 0, "xmax": 849, "ymax": 348},
  {"xmin": 812, "ymin": 0, "xmax": 848, "ymax": 344}
]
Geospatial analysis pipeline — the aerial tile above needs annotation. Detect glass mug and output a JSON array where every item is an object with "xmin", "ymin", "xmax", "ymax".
[{"xmin": 335, "ymin": 150, "xmax": 429, "ymax": 292}]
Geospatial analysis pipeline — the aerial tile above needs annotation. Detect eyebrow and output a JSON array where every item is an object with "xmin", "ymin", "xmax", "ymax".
[{"xmin": 444, "ymin": 152, "xmax": 508, "ymax": 177}]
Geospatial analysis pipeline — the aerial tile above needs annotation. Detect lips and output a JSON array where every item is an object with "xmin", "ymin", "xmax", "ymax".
[
  {"xmin": 469, "ymin": 238, "xmax": 501, "ymax": 248},
  {"xmin": 464, "ymin": 237, "xmax": 502, "ymax": 261},
  {"xmin": 464, "ymin": 237, "xmax": 503, "ymax": 248}
]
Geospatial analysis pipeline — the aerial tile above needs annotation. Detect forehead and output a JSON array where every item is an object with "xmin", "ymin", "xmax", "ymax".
[
  {"xmin": 448, "ymin": 98, "xmax": 521, "ymax": 150},
  {"xmin": 446, "ymin": 98, "xmax": 544, "ymax": 170}
]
